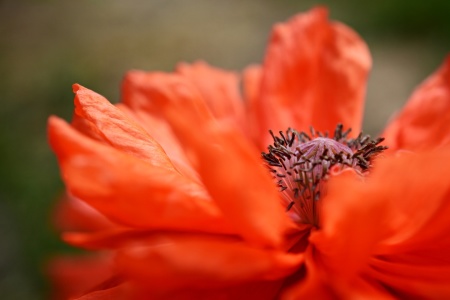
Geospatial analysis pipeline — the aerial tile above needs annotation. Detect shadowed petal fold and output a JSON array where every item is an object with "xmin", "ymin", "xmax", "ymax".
[
  {"xmin": 308, "ymin": 170, "xmax": 388, "ymax": 280},
  {"xmin": 48, "ymin": 255, "xmax": 115, "ymax": 300},
  {"xmin": 116, "ymin": 234, "xmax": 303, "ymax": 291},
  {"xmin": 48, "ymin": 116, "xmax": 233, "ymax": 234},
  {"xmin": 54, "ymin": 194, "xmax": 116, "ymax": 232},
  {"xmin": 254, "ymin": 7, "xmax": 371, "ymax": 146}
]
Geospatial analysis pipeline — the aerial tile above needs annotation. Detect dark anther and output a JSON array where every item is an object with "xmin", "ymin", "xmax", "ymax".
[{"xmin": 286, "ymin": 201, "xmax": 295, "ymax": 211}]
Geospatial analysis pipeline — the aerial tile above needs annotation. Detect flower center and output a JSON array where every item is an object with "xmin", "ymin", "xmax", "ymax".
[{"xmin": 262, "ymin": 124, "xmax": 387, "ymax": 226}]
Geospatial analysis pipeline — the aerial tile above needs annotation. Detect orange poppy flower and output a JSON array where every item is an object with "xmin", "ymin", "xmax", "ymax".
[{"xmin": 48, "ymin": 7, "xmax": 450, "ymax": 300}]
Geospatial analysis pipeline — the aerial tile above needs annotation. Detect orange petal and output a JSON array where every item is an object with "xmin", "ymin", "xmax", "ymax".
[
  {"xmin": 308, "ymin": 170, "xmax": 389, "ymax": 280},
  {"xmin": 282, "ymin": 248, "xmax": 395, "ymax": 300},
  {"xmin": 62, "ymin": 228, "xmax": 147, "ymax": 250},
  {"xmin": 72, "ymin": 84, "xmax": 174, "ymax": 170},
  {"xmin": 48, "ymin": 255, "xmax": 114, "ymax": 300},
  {"xmin": 121, "ymin": 70, "xmax": 213, "ymax": 123},
  {"xmin": 116, "ymin": 234, "xmax": 304, "ymax": 291},
  {"xmin": 48, "ymin": 116, "xmax": 233, "ymax": 234},
  {"xmin": 370, "ymin": 150, "xmax": 450, "ymax": 249},
  {"xmin": 131, "ymin": 279, "xmax": 285, "ymax": 300},
  {"xmin": 185, "ymin": 123, "xmax": 294, "ymax": 248},
  {"xmin": 115, "ymin": 103, "xmax": 200, "ymax": 183},
  {"xmin": 120, "ymin": 72, "xmax": 294, "ymax": 248},
  {"xmin": 309, "ymin": 147, "xmax": 450, "ymax": 295},
  {"xmin": 53, "ymin": 193, "xmax": 116, "ymax": 232},
  {"xmin": 176, "ymin": 61, "xmax": 246, "ymax": 133},
  {"xmin": 255, "ymin": 7, "xmax": 371, "ymax": 146},
  {"xmin": 382, "ymin": 56, "xmax": 450, "ymax": 151},
  {"xmin": 365, "ymin": 149, "xmax": 450, "ymax": 296},
  {"xmin": 313, "ymin": 148, "xmax": 450, "ymax": 278},
  {"xmin": 74, "ymin": 282, "xmax": 129, "ymax": 300},
  {"xmin": 367, "ymin": 257, "xmax": 450, "ymax": 298},
  {"xmin": 169, "ymin": 121, "xmax": 289, "ymax": 246}
]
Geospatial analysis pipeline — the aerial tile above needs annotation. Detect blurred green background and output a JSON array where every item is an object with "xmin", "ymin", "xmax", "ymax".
[{"xmin": 1, "ymin": 0, "xmax": 449, "ymax": 299}]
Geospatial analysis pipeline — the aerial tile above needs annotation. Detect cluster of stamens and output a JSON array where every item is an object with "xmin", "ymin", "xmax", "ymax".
[{"xmin": 262, "ymin": 124, "xmax": 387, "ymax": 226}]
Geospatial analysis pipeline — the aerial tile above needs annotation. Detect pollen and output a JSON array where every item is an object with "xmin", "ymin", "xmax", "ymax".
[{"xmin": 262, "ymin": 124, "xmax": 387, "ymax": 226}]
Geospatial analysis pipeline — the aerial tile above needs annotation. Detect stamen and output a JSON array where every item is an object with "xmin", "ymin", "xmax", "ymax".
[{"xmin": 262, "ymin": 124, "xmax": 387, "ymax": 227}]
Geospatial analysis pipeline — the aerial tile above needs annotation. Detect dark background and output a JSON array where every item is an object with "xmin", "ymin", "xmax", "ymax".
[{"xmin": 1, "ymin": 0, "xmax": 449, "ymax": 298}]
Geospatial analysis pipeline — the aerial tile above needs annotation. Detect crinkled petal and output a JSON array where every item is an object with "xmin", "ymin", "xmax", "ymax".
[
  {"xmin": 254, "ymin": 7, "xmax": 371, "ymax": 146},
  {"xmin": 72, "ymin": 84, "xmax": 174, "ymax": 170},
  {"xmin": 116, "ymin": 234, "xmax": 303, "ymax": 291},
  {"xmin": 383, "ymin": 56, "xmax": 450, "ymax": 151},
  {"xmin": 115, "ymin": 103, "xmax": 199, "ymax": 183},
  {"xmin": 127, "ymin": 72, "xmax": 295, "ymax": 248},
  {"xmin": 48, "ymin": 116, "xmax": 233, "ymax": 234}
]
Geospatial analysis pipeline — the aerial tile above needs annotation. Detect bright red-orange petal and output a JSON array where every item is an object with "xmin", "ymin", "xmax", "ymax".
[
  {"xmin": 72, "ymin": 84, "xmax": 174, "ymax": 170},
  {"xmin": 369, "ymin": 150, "xmax": 450, "ymax": 248},
  {"xmin": 176, "ymin": 61, "xmax": 246, "ymax": 133},
  {"xmin": 383, "ymin": 56, "xmax": 450, "ymax": 151},
  {"xmin": 308, "ymin": 170, "xmax": 389, "ymax": 280},
  {"xmin": 254, "ymin": 7, "xmax": 371, "ymax": 146},
  {"xmin": 48, "ymin": 116, "xmax": 233, "ymax": 234},
  {"xmin": 120, "ymin": 71, "xmax": 294, "ymax": 248},
  {"xmin": 116, "ymin": 234, "xmax": 303, "ymax": 291},
  {"xmin": 184, "ymin": 123, "xmax": 294, "ymax": 248}
]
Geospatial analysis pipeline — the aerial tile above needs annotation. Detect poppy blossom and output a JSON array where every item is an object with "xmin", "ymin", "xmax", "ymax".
[{"xmin": 48, "ymin": 7, "xmax": 450, "ymax": 299}]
